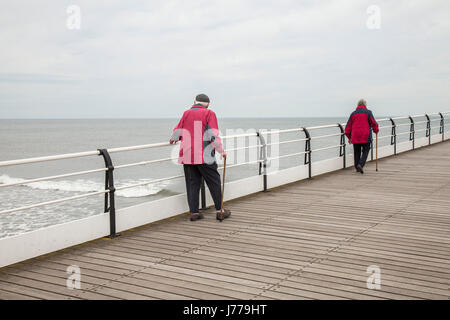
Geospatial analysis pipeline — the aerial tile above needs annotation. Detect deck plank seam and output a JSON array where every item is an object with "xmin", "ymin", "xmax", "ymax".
[
  {"xmin": 79, "ymin": 218, "xmax": 264, "ymax": 298},
  {"xmin": 250, "ymin": 159, "xmax": 449, "ymax": 300},
  {"xmin": 76, "ymin": 242, "xmax": 213, "ymax": 297},
  {"xmin": 247, "ymin": 174, "xmax": 380, "ymax": 299},
  {"xmin": 267, "ymin": 178, "xmax": 450, "ymax": 299}
]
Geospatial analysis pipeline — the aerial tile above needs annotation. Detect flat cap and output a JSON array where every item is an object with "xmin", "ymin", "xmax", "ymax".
[{"xmin": 195, "ymin": 94, "xmax": 210, "ymax": 103}]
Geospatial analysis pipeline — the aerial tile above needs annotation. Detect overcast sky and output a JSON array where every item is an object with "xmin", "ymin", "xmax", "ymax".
[{"xmin": 0, "ymin": 0, "xmax": 449, "ymax": 118}]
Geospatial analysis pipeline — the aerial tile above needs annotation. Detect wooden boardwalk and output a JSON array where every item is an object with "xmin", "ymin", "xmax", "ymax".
[{"xmin": 0, "ymin": 141, "xmax": 449, "ymax": 300}]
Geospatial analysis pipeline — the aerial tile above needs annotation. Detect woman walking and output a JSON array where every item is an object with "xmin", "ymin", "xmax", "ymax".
[{"xmin": 345, "ymin": 99, "xmax": 379, "ymax": 174}]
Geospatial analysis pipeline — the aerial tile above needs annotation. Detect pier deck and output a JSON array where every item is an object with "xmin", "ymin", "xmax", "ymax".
[{"xmin": 1, "ymin": 141, "xmax": 449, "ymax": 300}]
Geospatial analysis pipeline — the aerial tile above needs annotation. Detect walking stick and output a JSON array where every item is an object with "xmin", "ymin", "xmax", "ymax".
[{"xmin": 376, "ymin": 133, "xmax": 378, "ymax": 171}]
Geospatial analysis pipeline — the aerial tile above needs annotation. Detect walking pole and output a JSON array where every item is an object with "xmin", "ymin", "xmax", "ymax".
[
  {"xmin": 376, "ymin": 133, "xmax": 379, "ymax": 171},
  {"xmin": 219, "ymin": 157, "xmax": 226, "ymax": 222}
]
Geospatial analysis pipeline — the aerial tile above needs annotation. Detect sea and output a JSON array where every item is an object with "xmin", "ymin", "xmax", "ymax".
[{"xmin": 0, "ymin": 117, "xmax": 431, "ymax": 238}]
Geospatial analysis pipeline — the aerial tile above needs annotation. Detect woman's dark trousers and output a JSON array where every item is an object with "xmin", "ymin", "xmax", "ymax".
[{"xmin": 353, "ymin": 142, "xmax": 371, "ymax": 169}]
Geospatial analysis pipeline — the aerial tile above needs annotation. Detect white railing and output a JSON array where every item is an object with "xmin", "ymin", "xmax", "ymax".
[{"xmin": 1, "ymin": 111, "xmax": 449, "ymax": 217}]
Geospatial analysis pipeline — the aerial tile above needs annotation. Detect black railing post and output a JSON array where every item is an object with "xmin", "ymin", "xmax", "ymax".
[
  {"xmin": 439, "ymin": 112, "xmax": 444, "ymax": 141},
  {"xmin": 409, "ymin": 116, "xmax": 415, "ymax": 150},
  {"xmin": 98, "ymin": 149, "xmax": 119, "ymax": 239},
  {"xmin": 303, "ymin": 128, "xmax": 312, "ymax": 179},
  {"xmin": 390, "ymin": 118, "xmax": 397, "ymax": 155},
  {"xmin": 258, "ymin": 133, "xmax": 263, "ymax": 176},
  {"xmin": 425, "ymin": 114, "xmax": 431, "ymax": 145},
  {"xmin": 337, "ymin": 123, "xmax": 346, "ymax": 169},
  {"xmin": 257, "ymin": 132, "xmax": 268, "ymax": 192},
  {"xmin": 200, "ymin": 178, "xmax": 207, "ymax": 210}
]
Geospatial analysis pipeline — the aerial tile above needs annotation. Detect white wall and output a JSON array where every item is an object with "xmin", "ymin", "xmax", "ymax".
[{"xmin": 0, "ymin": 213, "xmax": 110, "ymax": 268}]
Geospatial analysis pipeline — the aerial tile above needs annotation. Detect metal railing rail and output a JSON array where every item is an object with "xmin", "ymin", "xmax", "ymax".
[
  {"xmin": 1, "ymin": 111, "xmax": 449, "ymax": 237},
  {"xmin": 0, "ymin": 167, "xmax": 108, "ymax": 189},
  {"xmin": 0, "ymin": 189, "xmax": 110, "ymax": 216}
]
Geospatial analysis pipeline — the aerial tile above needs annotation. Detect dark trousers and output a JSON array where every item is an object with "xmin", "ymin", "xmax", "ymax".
[
  {"xmin": 183, "ymin": 163, "xmax": 222, "ymax": 213},
  {"xmin": 353, "ymin": 142, "xmax": 371, "ymax": 168}
]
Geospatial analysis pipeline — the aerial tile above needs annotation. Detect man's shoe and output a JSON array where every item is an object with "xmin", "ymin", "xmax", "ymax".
[
  {"xmin": 190, "ymin": 213, "xmax": 204, "ymax": 221},
  {"xmin": 357, "ymin": 164, "xmax": 364, "ymax": 174},
  {"xmin": 216, "ymin": 209, "xmax": 231, "ymax": 222}
]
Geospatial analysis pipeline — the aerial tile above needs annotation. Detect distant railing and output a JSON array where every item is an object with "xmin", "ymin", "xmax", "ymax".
[{"xmin": 1, "ymin": 111, "xmax": 449, "ymax": 238}]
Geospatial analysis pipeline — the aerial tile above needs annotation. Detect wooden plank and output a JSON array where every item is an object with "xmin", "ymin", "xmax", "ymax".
[
  {"xmin": 128, "ymin": 271, "xmax": 256, "ymax": 299},
  {"xmin": 286, "ymin": 272, "xmax": 418, "ymax": 300},
  {"xmin": 132, "ymin": 266, "xmax": 265, "ymax": 297},
  {"xmin": 0, "ymin": 272, "xmax": 118, "ymax": 300},
  {"xmin": 0, "ymin": 289, "xmax": 40, "ymax": 300}
]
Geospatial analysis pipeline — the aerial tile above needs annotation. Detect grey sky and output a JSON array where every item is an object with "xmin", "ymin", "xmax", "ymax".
[{"xmin": 0, "ymin": 0, "xmax": 449, "ymax": 118}]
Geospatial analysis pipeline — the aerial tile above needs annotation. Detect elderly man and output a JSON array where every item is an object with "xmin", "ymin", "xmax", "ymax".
[
  {"xmin": 345, "ymin": 99, "xmax": 379, "ymax": 174},
  {"xmin": 170, "ymin": 94, "xmax": 231, "ymax": 221}
]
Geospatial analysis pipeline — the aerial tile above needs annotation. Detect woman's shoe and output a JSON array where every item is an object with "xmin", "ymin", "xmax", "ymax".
[
  {"xmin": 190, "ymin": 213, "xmax": 204, "ymax": 221},
  {"xmin": 357, "ymin": 164, "xmax": 364, "ymax": 174},
  {"xmin": 216, "ymin": 209, "xmax": 231, "ymax": 221}
]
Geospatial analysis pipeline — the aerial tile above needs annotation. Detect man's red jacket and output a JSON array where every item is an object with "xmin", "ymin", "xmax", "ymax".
[
  {"xmin": 345, "ymin": 105, "xmax": 379, "ymax": 144},
  {"xmin": 171, "ymin": 104, "xmax": 224, "ymax": 165}
]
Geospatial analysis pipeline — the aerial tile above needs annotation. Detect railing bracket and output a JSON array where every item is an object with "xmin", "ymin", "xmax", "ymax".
[
  {"xmin": 257, "ymin": 132, "xmax": 269, "ymax": 192},
  {"xmin": 303, "ymin": 127, "xmax": 312, "ymax": 179},
  {"xmin": 98, "ymin": 149, "xmax": 120, "ymax": 239},
  {"xmin": 337, "ymin": 123, "xmax": 346, "ymax": 169}
]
